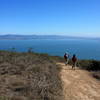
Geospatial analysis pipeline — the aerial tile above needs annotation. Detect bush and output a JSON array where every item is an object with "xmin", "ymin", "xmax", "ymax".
[{"xmin": 78, "ymin": 60, "xmax": 100, "ymax": 71}]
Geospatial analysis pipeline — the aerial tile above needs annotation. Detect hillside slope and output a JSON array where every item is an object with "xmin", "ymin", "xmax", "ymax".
[
  {"xmin": 0, "ymin": 51, "xmax": 64, "ymax": 100},
  {"xmin": 57, "ymin": 63, "xmax": 100, "ymax": 100},
  {"xmin": 0, "ymin": 51, "xmax": 100, "ymax": 100}
]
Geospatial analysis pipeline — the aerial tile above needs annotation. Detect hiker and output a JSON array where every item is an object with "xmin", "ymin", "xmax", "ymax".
[
  {"xmin": 72, "ymin": 54, "xmax": 77, "ymax": 70},
  {"xmin": 64, "ymin": 52, "xmax": 69, "ymax": 65}
]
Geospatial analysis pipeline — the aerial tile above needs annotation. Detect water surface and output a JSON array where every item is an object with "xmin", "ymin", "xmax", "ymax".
[{"xmin": 0, "ymin": 39, "xmax": 100, "ymax": 60}]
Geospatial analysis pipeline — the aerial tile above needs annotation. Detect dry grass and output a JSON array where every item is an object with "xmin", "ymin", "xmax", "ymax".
[
  {"xmin": 0, "ymin": 51, "xmax": 64, "ymax": 100},
  {"xmin": 0, "ymin": 50, "xmax": 99, "ymax": 100}
]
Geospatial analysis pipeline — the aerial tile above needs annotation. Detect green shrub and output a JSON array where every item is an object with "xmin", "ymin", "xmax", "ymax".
[{"xmin": 78, "ymin": 60, "xmax": 100, "ymax": 71}]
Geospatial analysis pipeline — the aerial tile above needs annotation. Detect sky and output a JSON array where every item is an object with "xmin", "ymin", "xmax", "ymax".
[{"xmin": 0, "ymin": 0, "xmax": 100, "ymax": 37}]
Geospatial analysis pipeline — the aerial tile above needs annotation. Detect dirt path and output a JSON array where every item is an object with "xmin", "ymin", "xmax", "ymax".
[{"xmin": 56, "ymin": 63, "xmax": 100, "ymax": 100}]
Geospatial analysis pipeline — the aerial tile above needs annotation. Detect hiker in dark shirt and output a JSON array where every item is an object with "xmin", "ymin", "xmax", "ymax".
[
  {"xmin": 72, "ymin": 54, "xmax": 77, "ymax": 70},
  {"xmin": 64, "ymin": 53, "xmax": 69, "ymax": 65}
]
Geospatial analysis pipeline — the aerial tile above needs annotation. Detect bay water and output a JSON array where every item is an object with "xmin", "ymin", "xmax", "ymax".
[{"xmin": 0, "ymin": 39, "xmax": 100, "ymax": 60}]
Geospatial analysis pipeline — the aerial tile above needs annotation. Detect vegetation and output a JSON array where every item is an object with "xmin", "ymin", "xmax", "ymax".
[
  {"xmin": 0, "ymin": 50, "xmax": 64, "ymax": 100},
  {"xmin": 76, "ymin": 60, "xmax": 100, "ymax": 80},
  {"xmin": 0, "ymin": 50, "xmax": 100, "ymax": 99},
  {"xmin": 78, "ymin": 60, "xmax": 100, "ymax": 71}
]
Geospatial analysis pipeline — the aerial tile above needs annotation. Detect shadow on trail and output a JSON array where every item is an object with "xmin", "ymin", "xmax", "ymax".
[{"xmin": 57, "ymin": 63, "xmax": 81, "ymax": 71}]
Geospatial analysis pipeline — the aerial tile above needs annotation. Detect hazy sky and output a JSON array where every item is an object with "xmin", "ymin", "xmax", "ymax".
[{"xmin": 0, "ymin": 0, "xmax": 100, "ymax": 37}]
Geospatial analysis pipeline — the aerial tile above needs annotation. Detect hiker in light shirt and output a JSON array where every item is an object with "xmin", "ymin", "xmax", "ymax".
[{"xmin": 64, "ymin": 52, "xmax": 69, "ymax": 65}]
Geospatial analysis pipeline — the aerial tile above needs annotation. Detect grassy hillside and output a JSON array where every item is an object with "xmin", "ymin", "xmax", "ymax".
[
  {"xmin": 0, "ymin": 51, "xmax": 64, "ymax": 100},
  {"xmin": 0, "ymin": 50, "xmax": 99, "ymax": 100}
]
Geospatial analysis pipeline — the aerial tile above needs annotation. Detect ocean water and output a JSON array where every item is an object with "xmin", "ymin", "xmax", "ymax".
[{"xmin": 0, "ymin": 39, "xmax": 100, "ymax": 60}]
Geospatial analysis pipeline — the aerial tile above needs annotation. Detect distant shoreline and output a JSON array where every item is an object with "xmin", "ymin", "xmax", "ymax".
[{"xmin": 0, "ymin": 35, "xmax": 100, "ymax": 40}]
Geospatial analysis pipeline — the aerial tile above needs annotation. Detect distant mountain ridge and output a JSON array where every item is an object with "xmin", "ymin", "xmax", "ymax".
[{"xmin": 0, "ymin": 34, "xmax": 100, "ymax": 40}]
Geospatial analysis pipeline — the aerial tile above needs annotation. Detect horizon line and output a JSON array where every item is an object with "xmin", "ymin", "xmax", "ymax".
[{"xmin": 0, "ymin": 34, "xmax": 100, "ymax": 38}]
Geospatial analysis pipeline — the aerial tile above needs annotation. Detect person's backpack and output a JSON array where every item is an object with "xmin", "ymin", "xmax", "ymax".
[
  {"xmin": 72, "ymin": 57, "xmax": 77, "ymax": 62},
  {"xmin": 64, "ymin": 54, "xmax": 67, "ymax": 59}
]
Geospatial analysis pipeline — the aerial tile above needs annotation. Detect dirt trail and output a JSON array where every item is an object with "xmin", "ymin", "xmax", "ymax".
[{"xmin": 56, "ymin": 63, "xmax": 100, "ymax": 100}]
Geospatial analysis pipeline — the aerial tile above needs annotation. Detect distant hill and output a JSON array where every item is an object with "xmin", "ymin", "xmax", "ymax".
[{"xmin": 0, "ymin": 34, "xmax": 99, "ymax": 40}]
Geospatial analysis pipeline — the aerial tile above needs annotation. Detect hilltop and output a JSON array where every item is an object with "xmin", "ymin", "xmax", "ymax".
[{"xmin": 0, "ymin": 51, "xmax": 100, "ymax": 100}]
